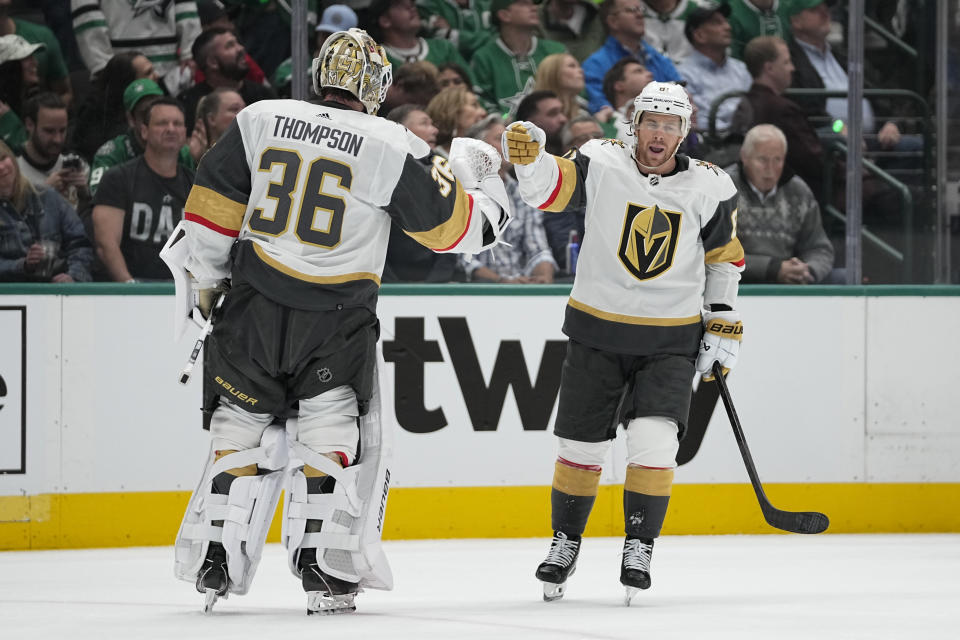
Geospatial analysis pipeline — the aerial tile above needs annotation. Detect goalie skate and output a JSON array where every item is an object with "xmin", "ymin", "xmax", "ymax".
[
  {"xmin": 196, "ymin": 541, "xmax": 229, "ymax": 613},
  {"xmin": 306, "ymin": 591, "xmax": 357, "ymax": 616}
]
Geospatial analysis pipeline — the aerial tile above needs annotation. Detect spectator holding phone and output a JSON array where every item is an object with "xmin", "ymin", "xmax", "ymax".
[{"xmin": 17, "ymin": 92, "xmax": 89, "ymax": 209}]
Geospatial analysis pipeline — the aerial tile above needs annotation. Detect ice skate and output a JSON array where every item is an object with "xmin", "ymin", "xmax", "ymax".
[
  {"xmin": 535, "ymin": 531, "xmax": 581, "ymax": 602},
  {"xmin": 195, "ymin": 542, "xmax": 229, "ymax": 613},
  {"xmin": 299, "ymin": 548, "xmax": 360, "ymax": 615},
  {"xmin": 621, "ymin": 537, "xmax": 653, "ymax": 606}
]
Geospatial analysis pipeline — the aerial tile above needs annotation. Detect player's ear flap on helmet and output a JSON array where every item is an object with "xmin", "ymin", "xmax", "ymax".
[{"xmin": 312, "ymin": 28, "xmax": 393, "ymax": 115}]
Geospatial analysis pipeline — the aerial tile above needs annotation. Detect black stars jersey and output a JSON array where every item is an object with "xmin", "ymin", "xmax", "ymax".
[{"xmin": 515, "ymin": 139, "xmax": 744, "ymax": 356}]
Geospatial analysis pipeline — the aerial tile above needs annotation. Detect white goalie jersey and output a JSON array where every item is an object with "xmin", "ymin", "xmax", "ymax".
[
  {"xmin": 515, "ymin": 138, "xmax": 744, "ymax": 356},
  {"xmin": 180, "ymin": 99, "xmax": 508, "ymax": 312}
]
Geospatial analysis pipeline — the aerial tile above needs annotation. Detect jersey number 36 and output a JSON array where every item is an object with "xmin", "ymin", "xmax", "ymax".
[{"xmin": 248, "ymin": 147, "xmax": 353, "ymax": 248}]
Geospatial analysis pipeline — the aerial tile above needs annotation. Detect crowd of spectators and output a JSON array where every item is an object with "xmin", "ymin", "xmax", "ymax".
[{"xmin": 0, "ymin": 0, "xmax": 930, "ymax": 285}]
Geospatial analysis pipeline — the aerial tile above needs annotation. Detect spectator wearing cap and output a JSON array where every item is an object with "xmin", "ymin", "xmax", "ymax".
[
  {"xmin": 71, "ymin": 0, "xmax": 201, "ymax": 95},
  {"xmin": 372, "ymin": 0, "xmax": 470, "ymax": 77},
  {"xmin": 88, "ymin": 78, "xmax": 197, "ymax": 196},
  {"xmin": 176, "ymin": 27, "xmax": 275, "ymax": 135},
  {"xmin": 677, "ymin": 3, "xmax": 751, "ymax": 135},
  {"xmin": 0, "ymin": 34, "xmax": 43, "ymax": 152},
  {"xmin": 539, "ymin": 0, "xmax": 604, "ymax": 63},
  {"xmin": 270, "ymin": 4, "xmax": 358, "ymax": 98},
  {"xmin": 471, "ymin": 0, "xmax": 566, "ymax": 115},
  {"xmin": 581, "ymin": 0, "xmax": 681, "ymax": 115},
  {"xmin": 727, "ymin": 0, "xmax": 792, "ymax": 60},
  {"xmin": 420, "ymin": 0, "xmax": 492, "ymax": 61},
  {"xmin": 638, "ymin": 0, "xmax": 702, "ymax": 64},
  {"xmin": 0, "ymin": 0, "xmax": 72, "ymax": 106}
]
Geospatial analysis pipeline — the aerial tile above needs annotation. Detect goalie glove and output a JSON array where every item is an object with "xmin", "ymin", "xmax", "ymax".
[
  {"xmin": 195, "ymin": 278, "xmax": 230, "ymax": 320},
  {"xmin": 501, "ymin": 121, "xmax": 545, "ymax": 166},
  {"xmin": 696, "ymin": 310, "xmax": 743, "ymax": 381}
]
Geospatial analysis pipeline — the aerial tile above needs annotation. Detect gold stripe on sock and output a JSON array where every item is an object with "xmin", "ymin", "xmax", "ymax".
[
  {"xmin": 553, "ymin": 461, "xmax": 601, "ymax": 497},
  {"xmin": 625, "ymin": 466, "xmax": 674, "ymax": 496},
  {"xmin": 304, "ymin": 453, "xmax": 344, "ymax": 477},
  {"xmin": 213, "ymin": 449, "xmax": 257, "ymax": 477}
]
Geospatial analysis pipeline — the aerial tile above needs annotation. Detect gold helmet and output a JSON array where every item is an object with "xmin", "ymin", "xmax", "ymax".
[{"xmin": 312, "ymin": 28, "xmax": 392, "ymax": 115}]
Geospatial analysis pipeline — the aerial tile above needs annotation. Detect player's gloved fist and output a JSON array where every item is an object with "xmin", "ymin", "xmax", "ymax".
[
  {"xmin": 502, "ymin": 121, "xmax": 545, "ymax": 166},
  {"xmin": 696, "ymin": 310, "xmax": 743, "ymax": 381}
]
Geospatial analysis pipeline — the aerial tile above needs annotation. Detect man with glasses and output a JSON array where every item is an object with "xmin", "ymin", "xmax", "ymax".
[{"xmin": 582, "ymin": 0, "xmax": 682, "ymax": 115}]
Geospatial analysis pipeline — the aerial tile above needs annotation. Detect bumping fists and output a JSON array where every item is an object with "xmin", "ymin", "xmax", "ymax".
[{"xmin": 501, "ymin": 121, "xmax": 546, "ymax": 165}]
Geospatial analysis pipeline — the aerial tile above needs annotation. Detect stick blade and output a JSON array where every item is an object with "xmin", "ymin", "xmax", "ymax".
[{"xmin": 764, "ymin": 507, "xmax": 830, "ymax": 534}]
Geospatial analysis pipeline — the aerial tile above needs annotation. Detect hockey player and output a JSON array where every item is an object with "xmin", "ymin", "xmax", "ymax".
[
  {"xmin": 165, "ymin": 28, "xmax": 510, "ymax": 615},
  {"xmin": 502, "ymin": 81, "xmax": 744, "ymax": 604}
]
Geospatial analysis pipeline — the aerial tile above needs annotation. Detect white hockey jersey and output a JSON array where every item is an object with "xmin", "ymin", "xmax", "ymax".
[
  {"xmin": 71, "ymin": 0, "xmax": 201, "ymax": 77},
  {"xmin": 182, "ymin": 99, "xmax": 495, "ymax": 312},
  {"xmin": 516, "ymin": 138, "xmax": 744, "ymax": 356}
]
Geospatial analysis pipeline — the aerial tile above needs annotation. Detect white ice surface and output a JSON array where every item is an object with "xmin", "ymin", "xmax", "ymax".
[{"xmin": 2, "ymin": 535, "xmax": 958, "ymax": 639}]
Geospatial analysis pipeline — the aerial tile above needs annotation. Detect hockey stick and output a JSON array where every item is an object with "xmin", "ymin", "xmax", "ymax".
[
  {"xmin": 178, "ymin": 294, "xmax": 224, "ymax": 385},
  {"xmin": 712, "ymin": 362, "xmax": 829, "ymax": 534}
]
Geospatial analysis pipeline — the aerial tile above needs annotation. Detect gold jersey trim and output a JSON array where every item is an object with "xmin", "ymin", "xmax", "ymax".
[
  {"xmin": 252, "ymin": 242, "xmax": 381, "ymax": 286},
  {"xmin": 704, "ymin": 236, "xmax": 745, "ymax": 265},
  {"xmin": 403, "ymin": 182, "xmax": 473, "ymax": 251},
  {"xmin": 184, "ymin": 184, "xmax": 247, "ymax": 232},
  {"xmin": 568, "ymin": 297, "xmax": 700, "ymax": 326},
  {"xmin": 540, "ymin": 155, "xmax": 578, "ymax": 212}
]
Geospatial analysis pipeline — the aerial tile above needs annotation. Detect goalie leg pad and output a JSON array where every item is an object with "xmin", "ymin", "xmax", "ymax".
[
  {"xmin": 296, "ymin": 385, "xmax": 361, "ymax": 466},
  {"xmin": 174, "ymin": 423, "xmax": 289, "ymax": 596},
  {"xmin": 283, "ymin": 363, "xmax": 393, "ymax": 591},
  {"xmin": 208, "ymin": 400, "xmax": 274, "ymax": 452},
  {"xmin": 625, "ymin": 416, "xmax": 679, "ymax": 469}
]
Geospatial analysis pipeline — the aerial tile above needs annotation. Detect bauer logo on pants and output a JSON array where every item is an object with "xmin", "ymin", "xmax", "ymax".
[
  {"xmin": 0, "ymin": 307, "xmax": 26, "ymax": 474},
  {"xmin": 618, "ymin": 203, "xmax": 682, "ymax": 281}
]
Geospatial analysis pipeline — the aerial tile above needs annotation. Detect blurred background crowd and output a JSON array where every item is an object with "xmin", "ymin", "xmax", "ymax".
[{"xmin": 0, "ymin": 0, "xmax": 954, "ymax": 286}]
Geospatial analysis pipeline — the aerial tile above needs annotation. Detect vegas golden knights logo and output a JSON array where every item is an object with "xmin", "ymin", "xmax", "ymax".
[{"xmin": 618, "ymin": 203, "xmax": 682, "ymax": 280}]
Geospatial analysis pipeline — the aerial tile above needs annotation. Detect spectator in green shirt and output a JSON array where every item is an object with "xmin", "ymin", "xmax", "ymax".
[
  {"xmin": 419, "ymin": 0, "xmax": 492, "ymax": 62},
  {"xmin": 470, "ymin": 0, "xmax": 566, "ymax": 116},
  {"xmin": 371, "ymin": 0, "xmax": 472, "ymax": 77}
]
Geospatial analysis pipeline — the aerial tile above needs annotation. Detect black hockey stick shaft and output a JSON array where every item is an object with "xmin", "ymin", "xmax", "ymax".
[{"xmin": 712, "ymin": 362, "xmax": 829, "ymax": 534}]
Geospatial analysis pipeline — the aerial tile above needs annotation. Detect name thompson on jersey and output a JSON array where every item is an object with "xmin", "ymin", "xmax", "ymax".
[
  {"xmin": 178, "ymin": 97, "xmax": 510, "ymax": 312},
  {"xmin": 271, "ymin": 115, "xmax": 365, "ymax": 157}
]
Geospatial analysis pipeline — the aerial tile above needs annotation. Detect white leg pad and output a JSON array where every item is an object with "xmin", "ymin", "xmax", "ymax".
[
  {"xmin": 625, "ymin": 416, "xmax": 680, "ymax": 469},
  {"xmin": 295, "ymin": 385, "xmax": 360, "ymax": 464},
  {"xmin": 174, "ymin": 423, "xmax": 288, "ymax": 595},
  {"xmin": 208, "ymin": 400, "xmax": 273, "ymax": 452},
  {"xmin": 556, "ymin": 437, "xmax": 612, "ymax": 468},
  {"xmin": 283, "ymin": 362, "xmax": 393, "ymax": 591}
]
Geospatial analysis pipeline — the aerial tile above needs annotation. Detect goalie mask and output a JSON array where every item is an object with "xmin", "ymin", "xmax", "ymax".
[
  {"xmin": 313, "ymin": 28, "xmax": 392, "ymax": 115},
  {"xmin": 630, "ymin": 81, "xmax": 692, "ymax": 163}
]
